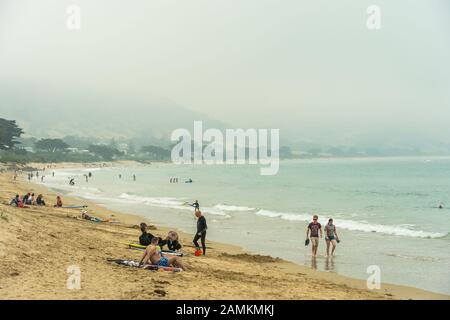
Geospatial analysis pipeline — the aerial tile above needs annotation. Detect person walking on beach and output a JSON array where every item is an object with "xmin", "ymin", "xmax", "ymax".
[
  {"xmin": 193, "ymin": 209, "xmax": 207, "ymax": 255},
  {"xmin": 306, "ymin": 215, "xmax": 322, "ymax": 257},
  {"xmin": 324, "ymin": 218, "xmax": 340, "ymax": 257}
]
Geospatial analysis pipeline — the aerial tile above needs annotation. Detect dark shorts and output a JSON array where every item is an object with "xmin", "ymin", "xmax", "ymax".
[{"xmin": 326, "ymin": 236, "xmax": 336, "ymax": 241}]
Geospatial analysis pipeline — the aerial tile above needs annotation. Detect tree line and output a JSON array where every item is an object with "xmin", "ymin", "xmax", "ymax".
[{"xmin": 0, "ymin": 118, "xmax": 172, "ymax": 163}]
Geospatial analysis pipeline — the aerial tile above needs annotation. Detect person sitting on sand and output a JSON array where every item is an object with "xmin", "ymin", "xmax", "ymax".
[
  {"xmin": 306, "ymin": 215, "xmax": 322, "ymax": 258},
  {"xmin": 162, "ymin": 231, "xmax": 182, "ymax": 251},
  {"xmin": 324, "ymin": 218, "xmax": 340, "ymax": 257},
  {"xmin": 22, "ymin": 193, "xmax": 31, "ymax": 204},
  {"xmin": 81, "ymin": 210, "xmax": 108, "ymax": 223},
  {"xmin": 54, "ymin": 196, "xmax": 63, "ymax": 207},
  {"xmin": 139, "ymin": 223, "xmax": 164, "ymax": 246},
  {"xmin": 35, "ymin": 194, "xmax": 46, "ymax": 206},
  {"xmin": 27, "ymin": 193, "xmax": 35, "ymax": 205},
  {"xmin": 10, "ymin": 194, "xmax": 21, "ymax": 207},
  {"xmin": 139, "ymin": 237, "xmax": 186, "ymax": 271}
]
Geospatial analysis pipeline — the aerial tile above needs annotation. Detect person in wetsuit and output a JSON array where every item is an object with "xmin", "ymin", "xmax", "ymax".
[
  {"xmin": 191, "ymin": 200, "xmax": 200, "ymax": 210},
  {"xmin": 139, "ymin": 222, "xmax": 164, "ymax": 247},
  {"xmin": 193, "ymin": 209, "xmax": 207, "ymax": 255}
]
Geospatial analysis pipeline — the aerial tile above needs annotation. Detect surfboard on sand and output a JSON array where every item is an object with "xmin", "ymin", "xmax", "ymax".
[
  {"xmin": 126, "ymin": 243, "xmax": 184, "ymax": 256},
  {"xmin": 107, "ymin": 258, "xmax": 182, "ymax": 272},
  {"xmin": 61, "ymin": 205, "xmax": 88, "ymax": 209}
]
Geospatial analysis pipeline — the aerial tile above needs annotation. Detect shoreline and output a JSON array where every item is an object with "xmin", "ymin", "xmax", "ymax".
[{"xmin": 0, "ymin": 163, "xmax": 448, "ymax": 300}]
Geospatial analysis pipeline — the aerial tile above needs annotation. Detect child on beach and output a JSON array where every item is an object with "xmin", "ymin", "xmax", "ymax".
[{"xmin": 54, "ymin": 196, "xmax": 63, "ymax": 207}]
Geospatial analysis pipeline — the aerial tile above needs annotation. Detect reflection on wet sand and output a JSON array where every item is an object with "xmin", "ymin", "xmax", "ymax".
[
  {"xmin": 325, "ymin": 256, "xmax": 335, "ymax": 271},
  {"xmin": 311, "ymin": 256, "xmax": 317, "ymax": 270}
]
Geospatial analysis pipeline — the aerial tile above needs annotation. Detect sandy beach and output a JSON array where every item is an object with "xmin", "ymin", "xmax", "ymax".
[{"xmin": 0, "ymin": 163, "xmax": 448, "ymax": 300}]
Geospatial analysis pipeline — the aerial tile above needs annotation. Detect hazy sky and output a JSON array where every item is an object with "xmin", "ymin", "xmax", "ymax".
[{"xmin": 1, "ymin": 0, "xmax": 449, "ymax": 144}]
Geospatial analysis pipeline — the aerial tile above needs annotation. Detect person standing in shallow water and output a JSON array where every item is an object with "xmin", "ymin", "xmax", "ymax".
[
  {"xmin": 191, "ymin": 200, "xmax": 200, "ymax": 210},
  {"xmin": 306, "ymin": 215, "xmax": 322, "ymax": 257},
  {"xmin": 193, "ymin": 209, "xmax": 207, "ymax": 255},
  {"xmin": 324, "ymin": 218, "xmax": 340, "ymax": 257}
]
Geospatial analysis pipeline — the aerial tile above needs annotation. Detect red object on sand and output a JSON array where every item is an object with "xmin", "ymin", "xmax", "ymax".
[{"xmin": 194, "ymin": 249, "xmax": 202, "ymax": 256}]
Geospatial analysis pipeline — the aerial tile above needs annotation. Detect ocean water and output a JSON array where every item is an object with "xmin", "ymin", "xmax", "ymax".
[{"xmin": 37, "ymin": 157, "xmax": 450, "ymax": 295}]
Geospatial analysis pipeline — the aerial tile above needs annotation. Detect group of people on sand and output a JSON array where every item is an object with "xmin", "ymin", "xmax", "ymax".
[
  {"xmin": 136, "ymin": 200, "xmax": 207, "ymax": 271},
  {"xmin": 306, "ymin": 215, "xmax": 340, "ymax": 257},
  {"xmin": 138, "ymin": 223, "xmax": 186, "ymax": 270},
  {"xmin": 10, "ymin": 193, "xmax": 63, "ymax": 208},
  {"xmin": 10, "ymin": 193, "xmax": 47, "ymax": 207},
  {"xmin": 139, "ymin": 223, "xmax": 182, "ymax": 251}
]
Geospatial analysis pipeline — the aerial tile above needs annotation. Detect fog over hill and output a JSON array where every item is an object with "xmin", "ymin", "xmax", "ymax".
[{"xmin": 0, "ymin": 84, "xmax": 228, "ymax": 145}]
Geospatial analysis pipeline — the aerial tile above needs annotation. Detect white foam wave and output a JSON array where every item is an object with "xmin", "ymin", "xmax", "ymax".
[
  {"xmin": 118, "ymin": 194, "xmax": 230, "ymax": 217},
  {"xmin": 213, "ymin": 204, "xmax": 255, "ymax": 212},
  {"xmin": 119, "ymin": 193, "xmax": 185, "ymax": 207},
  {"xmin": 255, "ymin": 210, "xmax": 446, "ymax": 239}
]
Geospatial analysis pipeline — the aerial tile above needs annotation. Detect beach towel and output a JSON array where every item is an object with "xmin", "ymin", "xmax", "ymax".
[{"xmin": 107, "ymin": 258, "xmax": 182, "ymax": 272}]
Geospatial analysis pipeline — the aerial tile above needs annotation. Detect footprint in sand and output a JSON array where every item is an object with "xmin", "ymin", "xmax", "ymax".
[{"xmin": 153, "ymin": 289, "xmax": 166, "ymax": 297}]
